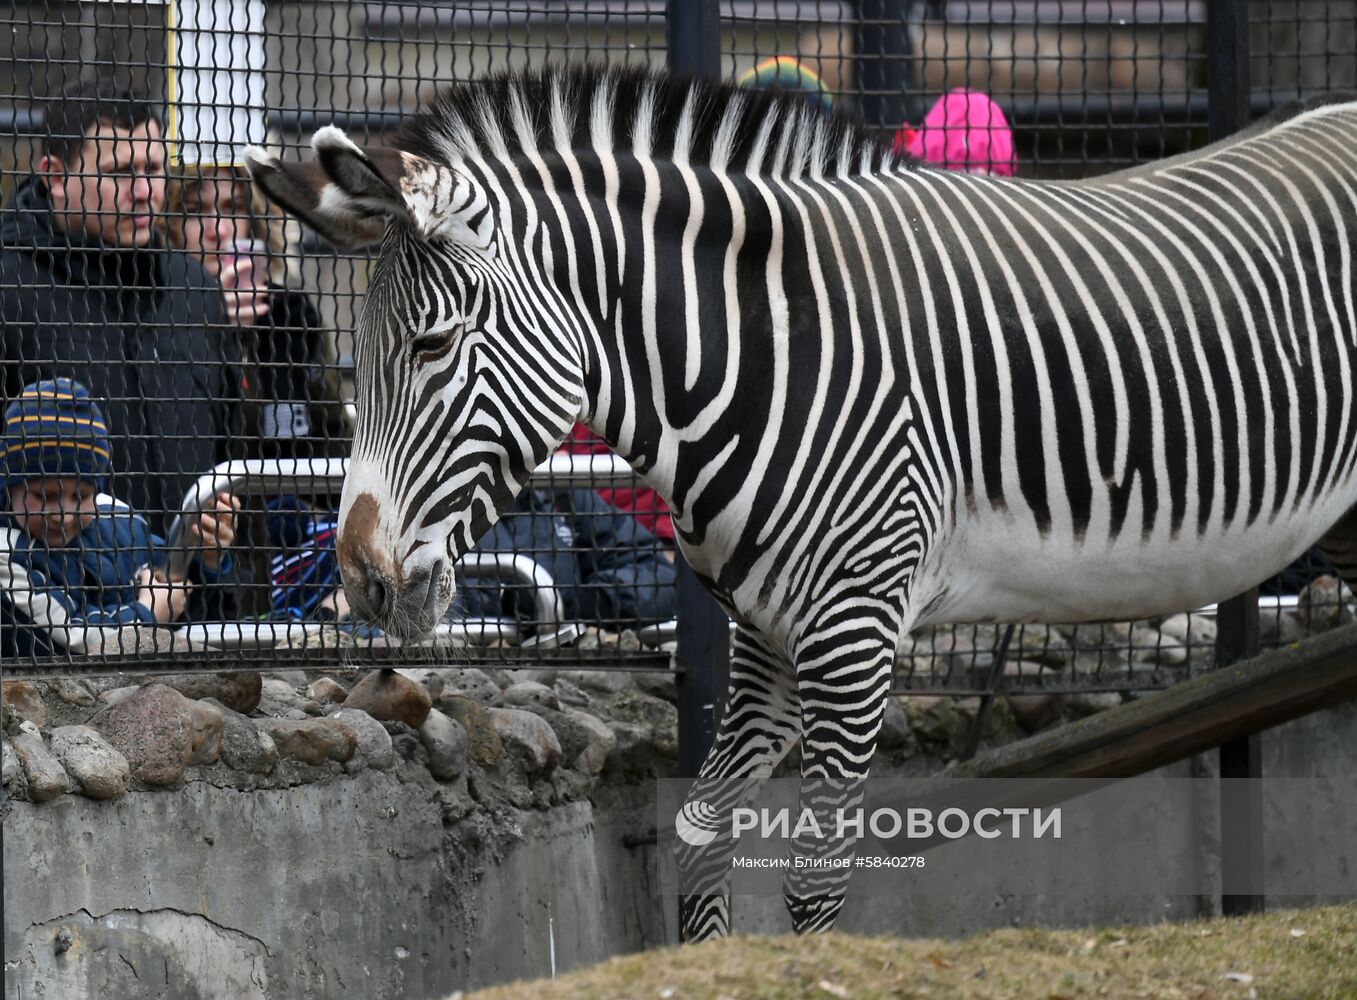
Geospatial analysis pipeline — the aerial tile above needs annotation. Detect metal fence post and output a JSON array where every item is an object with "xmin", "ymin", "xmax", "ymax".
[
  {"xmin": 1208, "ymin": 0, "xmax": 1264, "ymax": 918},
  {"xmin": 667, "ymin": 0, "xmax": 720, "ymax": 79},
  {"xmin": 666, "ymin": 0, "xmax": 731, "ymax": 780},
  {"xmin": 856, "ymin": 0, "xmax": 915, "ymax": 131}
]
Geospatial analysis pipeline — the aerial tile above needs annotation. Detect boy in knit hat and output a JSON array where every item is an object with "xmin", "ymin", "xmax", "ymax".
[{"xmin": 0, "ymin": 378, "xmax": 238, "ymax": 658}]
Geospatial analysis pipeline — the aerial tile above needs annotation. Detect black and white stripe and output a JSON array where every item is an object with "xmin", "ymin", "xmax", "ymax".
[{"xmin": 249, "ymin": 67, "xmax": 1357, "ymax": 940}]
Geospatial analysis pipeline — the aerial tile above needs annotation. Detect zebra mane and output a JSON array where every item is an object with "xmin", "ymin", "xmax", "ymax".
[{"xmin": 393, "ymin": 63, "xmax": 902, "ymax": 180}]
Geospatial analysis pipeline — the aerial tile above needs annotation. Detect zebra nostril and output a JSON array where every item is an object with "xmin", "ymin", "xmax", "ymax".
[{"xmin": 366, "ymin": 573, "xmax": 388, "ymax": 615}]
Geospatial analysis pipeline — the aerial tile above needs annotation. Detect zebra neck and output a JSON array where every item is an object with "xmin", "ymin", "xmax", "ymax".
[{"xmin": 551, "ymin": 156, "xmax": 796, "ymax": 525}]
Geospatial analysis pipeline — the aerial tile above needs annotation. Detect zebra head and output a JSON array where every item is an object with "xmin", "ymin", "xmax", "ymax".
[{"xmin": 244, "ymin": 128, "xmax": 586, "ymax": 638}]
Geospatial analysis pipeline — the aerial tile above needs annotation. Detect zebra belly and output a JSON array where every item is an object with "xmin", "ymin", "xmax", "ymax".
[{"xmin": 917, "ymin": 494, "xmax": 1353, "ymax": 627}]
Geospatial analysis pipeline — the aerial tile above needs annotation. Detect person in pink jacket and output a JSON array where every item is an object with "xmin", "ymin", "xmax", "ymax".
[{"xmin": 893, "ymin": 89, "xmax": 1017, "ymax": 176}]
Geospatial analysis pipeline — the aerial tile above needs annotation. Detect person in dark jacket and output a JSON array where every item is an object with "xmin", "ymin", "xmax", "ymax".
[
  {"xmin": 0, "ymin": 79, "xmax": 244, "ymax": 533},
  {"xmin": 161, "ymin": 166, "xmax": 352, "ymax": 461},
  {"xmin": 0, "ymin": 380, "xmax": 237, "ymax": 659},
  {"xmin": 259, "ymin": 490, "xmax": 676, "ymax": 634},
  {"xmin": 457, "ymin": 488, "xmax": 678, "ymax": 631}
]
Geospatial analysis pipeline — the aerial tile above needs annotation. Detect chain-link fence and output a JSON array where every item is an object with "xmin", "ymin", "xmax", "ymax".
[{"xmin": 2, "ymin": 1, "xmax": 1356, "ymax": 695}]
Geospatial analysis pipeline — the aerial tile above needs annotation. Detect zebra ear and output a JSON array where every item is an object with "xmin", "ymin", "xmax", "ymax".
[
  {"xmin": 245, "ymin": 127, "xmax": 477, "ymax": 250},
  {"xmin": 242, "ymin": 140, "xmax": 389, "ymax": 250}
]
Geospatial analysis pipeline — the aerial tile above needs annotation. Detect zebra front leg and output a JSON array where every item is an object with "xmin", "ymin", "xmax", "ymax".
[
  {"xmin": 676, "ymin": 625, "xmax": 800, "ymax": 943},
  {"xmin": 782, "ymin": 628, "xmax": 896, "ymax": 934}
]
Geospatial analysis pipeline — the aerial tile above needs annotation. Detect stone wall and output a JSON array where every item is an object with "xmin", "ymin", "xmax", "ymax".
[{"xmin": 4, "ymin": 663, "xmax": 1355, "ymax": 999}]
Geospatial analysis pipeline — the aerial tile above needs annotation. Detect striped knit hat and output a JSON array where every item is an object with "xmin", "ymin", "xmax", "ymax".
[{"xmin": 0, "ymin": 379, "xmax": 113, "ymax": 489}]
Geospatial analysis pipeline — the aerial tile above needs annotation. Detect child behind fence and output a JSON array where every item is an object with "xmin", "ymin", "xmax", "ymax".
[{"xmin": 0, "ymin": 379, "xmax": 238, "ymax": 658}]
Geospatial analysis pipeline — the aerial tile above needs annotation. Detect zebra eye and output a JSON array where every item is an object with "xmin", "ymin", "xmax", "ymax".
[{"xmin": 410, "ymin": 333, "xmax": 448, "ymax": 355}]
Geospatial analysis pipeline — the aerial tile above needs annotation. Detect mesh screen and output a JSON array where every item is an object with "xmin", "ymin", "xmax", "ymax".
[{"xmin": 0, "ymin": 1, "xmax": 1354, "ymax": 695}]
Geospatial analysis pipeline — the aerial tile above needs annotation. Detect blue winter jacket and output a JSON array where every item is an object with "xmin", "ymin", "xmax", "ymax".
[{"xmin": 0, "ymin": 497, "xmax": 231, "ymax": 659}]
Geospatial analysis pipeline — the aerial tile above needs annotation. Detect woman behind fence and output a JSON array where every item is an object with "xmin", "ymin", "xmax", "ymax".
[{"xmin": 161, "ymin": 166, "xmax": 351, "ymax": 461}]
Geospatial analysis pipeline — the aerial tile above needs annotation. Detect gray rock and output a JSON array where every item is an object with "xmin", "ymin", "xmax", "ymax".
[
  {"xmin": 1157, "ymin": 613, "xmax": 1191, "ymax": 644},
  {"xmin": 1297, "ymin": 575, "xmax": 1356, "ymax": 632},
  {"xmin": 187, "ymin": 700, "xmax": 225, "ymax": 766},
  {"xmin": 903, "ymin": 695, "xmax": 968, "ymax": 753},
  {"xmin": 998, "ymin": 660, "xmax": 1068, "ymax": 732},
  {"xmin": 504, "ymin": 681, "xmax": 560, "ymax": 711},
  {"xmin": 255, "ymin": 718, "xmax": 357, "ymax": 766},
  {"xmin": 602, "ymin": 690, "xmax": 679, "ymax": 758},
  {"xmin": 330, "ymin": 708, "xmax": 396, "ymax": 773},
  {"xmin": 562, "ymin": 708, "xmax": 616, "ymax": 775},
  {"xmin": 488, "ymin": 707, "xmax": 562, "ymax": 774},
  {"xmin": 202, "ymin": 699, "xmax": 278, "ymax": 775},
  {"xmin": 552, "ymin": 677, "xmax": 592, "ymax": 708},
  {"xmin": 1068, "ymin": 692, "xmax": 1123, "ymax": 717},
  {"xmin": 1187, "ymin": 614, "xmax": 1217, "ymax": 647},
  {"xmin": 158, "ymin": 672, "xmax": 262, "ymax": 715},
  {"xmin": 418, "ymin": 708, "xmax": 468, "ymax": 781},
  {"xmin": 343, "ymin": 670, "xmax": 432, "ymax": 728},
  {"xmin": 2, "ymin": 738, "xmax": 20, "ymax": 790},
  {"xmin": 265, "ymin": 670, "xmax": 309, "ymax": 689},
  {"xmin": 307, "ymin": 676, "xmax": 349, "ymax": 705},
  {"xmin": 439, "ymin": 668, "xmax": 504, "ymax": 706},
  {"xmin": 258, "ymin": 678, "xmax": 322, "ymax": 719},
  {"xmin": 877, "ymin": 696, "xmax": 916, "ymax": 754},
  {"xmin": 90, "ymin": 683, "xmax": 197, "ymax": 787},
  {"xmin": 1013, "ymin": 629, "xmax": 1070, "ymax": 668},
  {"xmin": 478, "ymin": 668, "xmax": 517, "ymax": 689},
  {"xmin": 634, "ymin": 671, "xmax": 677, "ymax": 700},
  {"xmin": 603, "ymin": 721, "xmax": 654, "ymax": 777},
  {"xmin": 13, "ymin": 726, "xmax": 70, "ymax": 802},
  {"xmin": 523, "ymin": 706, "xmax": 591, "ymax": 772},
  {"xmin": 395, "ymin": 668, "xmax": 445, "ymax": 701},
  {"xmin": 99, "ymin": 685, "xmax": 140, "ymax": 708},
  {"xmin": 499, "ymin": 668, "xmax": 556, "ymax": 687},
  {"xmin": 1132, "ymin": 623, "xmax": 1189, "ymax": 668},
  {"xmin": 930, "ymin": 633, "xmax": 992, "ymax": 674},
  {"xmin": 561, "ymin": 669, "xmax": 634, "ymax": 695},
  {"xmin": 49, "ymin": 678, "xmax": 98, "ymax": 707},
  {"xmin": 440, "ymin": 696, "xmax": 504, "ymax": 767},
  {"xmin": 1, "ymin": 681, "xmax": 47, "ymax": 728},
  {"xmin": 49, "ymin": 726, "xmax": 129, "ymax": 800},
  {"xmin": 1006, "ymin": 693, "xmax": 1069, "ymax": 733}
]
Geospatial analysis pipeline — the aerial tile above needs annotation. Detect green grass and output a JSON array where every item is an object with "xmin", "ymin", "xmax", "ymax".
[{"xmin": 464, "ymin": 904, "xmax": 1357, "ymax": 999}]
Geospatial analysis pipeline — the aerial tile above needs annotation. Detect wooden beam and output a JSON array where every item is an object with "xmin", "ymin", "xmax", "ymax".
[
  {"xmin": 946, "ymin": 622, "xmax": 1357, "ymax": 782},
  {"xmin": 856, "ymin": 624, "xmax": 1357, "ymax": 854}
]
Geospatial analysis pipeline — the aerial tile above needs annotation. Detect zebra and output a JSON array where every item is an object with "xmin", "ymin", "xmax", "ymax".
[{"xmin": 245, "ymin": 65, "xmax": 1357, "ymax": 940}]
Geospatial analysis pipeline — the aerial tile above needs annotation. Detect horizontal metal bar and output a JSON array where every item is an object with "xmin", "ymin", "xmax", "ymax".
[
  {"xmin": 176, "ymin": 553, "xmax": 563, "ymax": 651},
  {"xmin": 458, "ymin": 553, "xmax": 565, "ymax": 628},
  {"xmin": 178, "ymin": 618, "xmax": 518, "ymax": 650},
  {"xmin": 163, "ymin": 453, "xmax": 639, "ymax": 574},
  {"xmin": 1, "ymin": 645, "xmax": 674, "ymax": 681}
]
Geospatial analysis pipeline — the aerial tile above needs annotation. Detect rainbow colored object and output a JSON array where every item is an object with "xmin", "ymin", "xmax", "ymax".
[{"xmin": 736, "ymin": 56, "xmax": 833, "ymax": 112}]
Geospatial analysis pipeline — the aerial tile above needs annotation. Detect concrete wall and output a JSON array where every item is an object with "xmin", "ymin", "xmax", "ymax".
[
  {"xmin": 3, "ymin": 774, "xmax": 662, "ymax": 1000},
  {"xmin": 5, "ymin": 701, "xmax": 1356, "ymax": 999}
]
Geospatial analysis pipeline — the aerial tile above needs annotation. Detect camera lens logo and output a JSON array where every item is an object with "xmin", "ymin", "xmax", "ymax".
[{"xmin": 675, "ymin": 800, "xmax": 720, "ymax": 847}]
